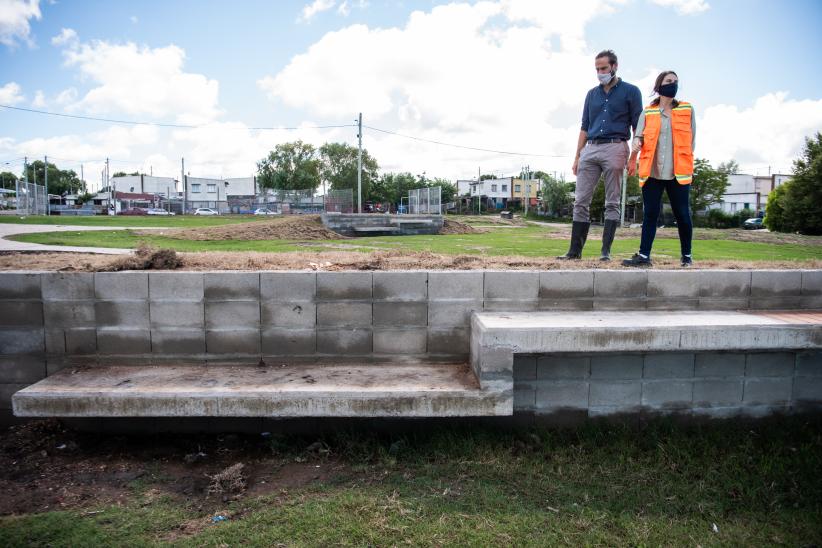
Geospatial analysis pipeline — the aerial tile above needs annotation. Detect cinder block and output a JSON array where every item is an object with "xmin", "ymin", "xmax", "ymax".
[
  {"xmin": 589, "ymin": 381, "xmax": 641, "ymax": 407},
  {"xmin": 204, "ymin": 272, "xmax": 260, "ymax": 301},
  {"xmin": 514, "ymin": 387, "xmax": 536, "ymax": 410},
  {"xmin": 94, "ymin": 272, "xmax": 148, "ymax": 300},
  {"xmin": 693, "ymin": 379, "xmax": 744, "ymax": 406},
  {"xmin": 316, "ymin": 329, "xmax": 372, "ymax": 354},
  {"xmin": 45, "ymin": 329, "xmax": 65, "ymax": 354},
  {"xmin": 261, "ymin": 272, "xmax": 316, "ymax": 302},
  {"xmin": 647, "ymin": 271, "xmax": 699, "ymax": 298},
  {"xmin": 750, "ymin": 270, "xmax": 802, "ymax": 298},
  {"xmin": 644, "ymin": 353, "xmax": 694, "ymax": 378},
  {"xmin": 373, "ymin": 272, "xmax": 427, "ymax": 301},
  {"xmin": 743, "ymin": 378, "xmax": 793, "ymax": 405},
  {"xmin": 593, "ymin": 298, "xmax": 646, "ymax": 311},
  {"xmin": 594, "ymin": 270, "xmax": 647, "ymax": 298},
  {"xmin": 537, "ymin": 298, "xmax": 593, "ymax": 311},
  {"xmin": 65, "ymin": 328, "xmax": 97, "ymax": 354},
  {"xmin": 0, "ymin": 273, "xmax": 41, "ymax": 300},
  {"xmin": 43, "ymin": 301, "xmax": 95, "ymax": 328},
  {"xmin": 46, "ymin": 356, "xmax": 95, "ymax": 376},
  {"xmin": 427, "ymin": 328, "xmax": 469, "ymax": 355},
  {"xmin": 428, "ymin": 271, "xmax": 483, "ymax": 301},
  {"xmin": 536, "ymin": 381, "xmax": 589, "ymax": 409},
  {"xmin": 697, "ymin": 271, "xmax": 750, "ymax": 298},
  {"xmin": 151, "ymin": 329, "xmax": 206, "ymax": 354},
  {"xmin": 484, "ymin": 271, "xmax": 539, "ymax": 300},
  {"xmin": 205, "ymin": 329, "xmax": 260, "ymax": 354},
  {"xmin": 316, "ymin": 302, "xmax": 371, "ymax": 327},
  {"xmin": 261, "ymin": 302, "xmax": 316, "ymax": 328},
  {"xmin": 0, "ymin": 329, "xmax": 44, "ymax": 354},
  {"xmin": 149, "ymin": 272, "xmax": 204, "ymax": 301},
  {"xmin": 0, "ymin": 301, "xmax": 43, "ymax": 326},
  {"xmin": 694, "ymin": 352, "xmax": 746, "ymax": 377},
  {"xmin": 796, "ymin": 351, "xmax": 822, "ymax": 376},
  {"xmin": 793, "ymin": 377, "xmax": 822, "ymax": 403},
  {"xmin": 41, "ymin": 273, "xmax": 94, "ymax": 301},
  {"xmin": 642, "ymin": 380, "xmax": 692, "ymax": 409},
  {"xmin": 205, "ymin": 301, "xmax": 260, "ymax": 329},
  {"xmin": 590, "ymin": 354, "xmax": 643, "ymax": 379},
  {"xmin": 750, "ymin": 297, "xmax": 803, "ymax": 310},
  {"xmin": 478, "ymin": 347, "xmax": 514, "ymax": 374},
  {"xmin": 539, "ymin": 271, "xmax": 593, "ymax": 299},
  {"xmin": 96, "ymin": 329, "xmax": 151, "ymax": 354},
  {"xmin": 373, "ymin": 328, "xmax": 426, "ymax": 354},
  {"xmin": 801, "ymin": 270, "xmax": 822, "ymax": 296},
  {"xmin": 1, "ymin": 384, "xmax": 28, "ymax": 410},
  {"xmin": 150, "ymin": 301, "xmax": 205, "ymax": 328},
  {"xmin": 483, "ymin": 300, "xmax": 538, "ymax": 311},
  {"xmin": 317, "ymin": 272, "xmax": 372, "ymax": 300},
  {"xmin": 373, "ymin": 302, "xmax": 427, "ymax": 326},
  {"xmin": 537, "ymin": 356, "xmax": 589, "ymax": 379},
  {"xmin": 746, "ymin": 352, "xmax": 795, "ymax": 377},
  {"xmin": 261, "ymin": 328, "xmax": 316, "ymax": 355},
  {"xmin": 95, "ymin": 301, "xmax": 150, "ymax": 328},
  {"xmin": 428, "ymin": 300, "xmax": 482, "ymax": 327},
  {"xmin": 513, "ymin": 355, "xmax": 537, "ymax": 381},
  {"xmin": 0, "ymin": 356, "xmax": 46, "ymax": 383}
]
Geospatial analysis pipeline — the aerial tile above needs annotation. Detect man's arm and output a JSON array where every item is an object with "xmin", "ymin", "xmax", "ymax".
[
  {"xmin": 629, "ymin": 85, "xmax": 643, "ymax": 134},
  {"xmin": 574, "ymin": 92, "xmax": 590, "ymax": 176},
  {"xmin": 627, "ymin": 110, "xmax": 645, "ymax": 177}
]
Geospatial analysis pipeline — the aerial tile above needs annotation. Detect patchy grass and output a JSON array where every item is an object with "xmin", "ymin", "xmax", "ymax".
[{"xmin": 0, "ymin": 418, "xmax": 820, "ymax": 546}]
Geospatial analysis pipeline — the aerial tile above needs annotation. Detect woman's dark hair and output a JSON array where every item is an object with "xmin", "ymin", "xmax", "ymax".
[{"xmin": 651, "ymin": 70, "xmax": 679, "ymax": 108}]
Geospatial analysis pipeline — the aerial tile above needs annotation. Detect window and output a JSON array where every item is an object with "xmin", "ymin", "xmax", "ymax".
[
  {"xmin": 744, "ymin": 203, "xmax": 750, "ymax": 210},
  {"xmin": 491, "ymin": 184, "xmax": 497, "ymax": 192},
  {"xmin": 207, "ymin": 184, "xmax": 217, "ymax": 193},
  {"xmin": 191, "ymin": 184, "xmax": 201, "ymax": 193},
  {"xmin": 515, "ymin": 184, "xmax": 521, "ymax": 192},
  {"xmin": 502, "ymin": 185, "xmax": 508, "ymax": 192}
]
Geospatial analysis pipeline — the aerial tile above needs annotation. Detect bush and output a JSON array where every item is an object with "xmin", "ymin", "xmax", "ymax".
[{"xmin": 766, "ymin": 133, "xmax": 822, "ymax": 235}]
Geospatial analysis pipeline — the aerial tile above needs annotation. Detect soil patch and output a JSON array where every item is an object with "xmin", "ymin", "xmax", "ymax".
[
  {"xmin": 139, "ymin": 215, "xmax": 347, "ymax": 241},
  {"xmin": 439, "ymin": 219, "xmax": 485, "ymax": 234}
]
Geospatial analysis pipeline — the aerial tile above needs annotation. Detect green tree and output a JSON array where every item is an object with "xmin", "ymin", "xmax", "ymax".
[
  {"xmin": 0, "ymin": 171, "xmax": 17, "ymax": 190},
  {"xmin": 318, "ymin": 142, "xmax": 379, "ymax": 199},
  {"xmin": 480, "ymin": 174, "xmax": 497, "ymax": 180},
  {"xmin": 763, "ymin": 179, "xmax": 790, "ymax": 232},
  {"xmin": 430, "ymin": 177, "xmax": 457, "ymax": 203},
  {"xmin": 22, "ymin": 160, "xmax": 85, "ymax": 196},
  {"xmin": 257, "ymin": 141, "xmax": 321, "ymax": 194},
  {"xmin": 690, "ymin": 158, "xmax": 729, "ymax": 213},
  {"xmin": 112, "ymin": 171, "xmax": 140, "ymax": 177},
  {"xmin": 717, "ymin": 159, "xmax": 740, "ymax": 175},
  {"xmin": 540, "ymin": 175, "xmax": 574, "ymax": 217},
  {"xmin": 368, "ymin": 172, "xmax": 418, "ymax": 207},
  {"xmin": 75, "ymin": 191, "xmax": 96, "ymax": 205},
  {"xmin": 779, "ymin": 132, "xmax": 822, "ymax": 235}
]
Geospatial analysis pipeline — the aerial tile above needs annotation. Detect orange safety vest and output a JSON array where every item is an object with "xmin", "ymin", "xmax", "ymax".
[{"xmin": 637, "ymin": 101, "xmax": 694, "ymax": 186}]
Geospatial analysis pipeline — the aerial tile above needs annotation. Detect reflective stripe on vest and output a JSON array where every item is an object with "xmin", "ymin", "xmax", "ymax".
[{"xmin": 637, "ymin": 101, "xmax": 694, "ymax": 187}]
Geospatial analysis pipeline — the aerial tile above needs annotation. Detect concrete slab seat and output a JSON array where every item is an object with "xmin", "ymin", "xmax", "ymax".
[
  {"xmin": 13, "ymin": 363, "xmax": 512, "ymax": 418},
  {"xmin": 471, "ymin": 310, "xmax": 822, "ymax": 390}
]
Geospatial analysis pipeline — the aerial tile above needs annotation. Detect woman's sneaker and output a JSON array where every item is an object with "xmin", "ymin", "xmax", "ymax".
[
  {"xmin": 621, "ymin": 253, "xmax": 652, "ymax": 267},
  {"xmin": 681, "ymin": 255, "xmax": 693, "ymax": 267}
]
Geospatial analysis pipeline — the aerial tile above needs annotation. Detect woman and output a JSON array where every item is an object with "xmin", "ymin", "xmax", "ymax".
[{"xmin": 623, "ymin": 70, "xmax": 696, "ymax": 267}]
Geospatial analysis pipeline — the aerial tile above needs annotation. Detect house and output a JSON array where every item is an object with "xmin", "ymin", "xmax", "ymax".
[
  {"xmin": 110, "ymin": 175, "xmax": 179, "ymax": 197},
  {"xmin": 712, "ymin": 174, "xmax": 760, "ymax": 214},
  {"xmin": 469, "ymin": 178, "xmax": 511, "ymax": 210},
  {"xmin": 509, "ymin": 177, "xmax": 542, "ymax": 209}
]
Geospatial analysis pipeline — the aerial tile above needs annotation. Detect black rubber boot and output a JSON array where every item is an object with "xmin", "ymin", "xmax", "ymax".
[
  {"xmin": 600, "ymin": 219, "xmax": 619, "ymax": 261},
  {"xmin": 557, "ymin": 221, "xmax": 590, "ymax": 260}
]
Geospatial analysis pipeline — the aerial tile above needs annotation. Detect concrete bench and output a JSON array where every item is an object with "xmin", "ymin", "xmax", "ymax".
[
  {"xmin": 389, "ymin": 219, "xmax": 434, "ymax": 225},
  {"xmin": 352, "ymin": 226, "xmax": 401, "ymax": 233},
  {"xmin": 13, "ymin": 362, "xmax": 512, "ymax": 418}
]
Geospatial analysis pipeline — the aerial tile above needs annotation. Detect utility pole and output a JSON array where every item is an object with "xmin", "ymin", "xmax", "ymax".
[
  {"xmin": 80, "ymin": 164, "xmax": 84, "ymax": 193},
  {"xmin": 477, "ymin": 166, "xmax": 481, "ymax": 215},
  {"xmin": 357, "ymin": 112, "xmax": 362, "ymax": 214},
  {"xmin": 181, "ymin": 157, "xmax": 186, "ymax": 214},
  {"xmin": 524, "ymin": 164, "xmax": 530, "ymax": 217},
  {"xmin": 44, "ymin": 155, "xmax": 49, "ymax": 216}
]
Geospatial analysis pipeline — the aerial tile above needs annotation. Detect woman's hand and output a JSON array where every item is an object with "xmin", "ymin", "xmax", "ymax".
[{"xmin": 631, "ymin": 138, "xmax": 642, "ymax": 155}]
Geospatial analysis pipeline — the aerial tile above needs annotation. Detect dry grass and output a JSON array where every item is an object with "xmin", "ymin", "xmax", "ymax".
[
  {"xmin": 136, "ymin": 215, "xmax": 347, "ymax": 241},
  {"xmin": 207, "ymin": 463, "xmax": 246, "ymax": 495}
]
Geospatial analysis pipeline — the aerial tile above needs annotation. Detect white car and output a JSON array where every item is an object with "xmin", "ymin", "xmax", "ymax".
[
  {"xmin": 147, "ymin": 208, "xmax": 175, "ymax": 216},
  {"xmin": 253, "ymin": 208, "xmax": 279, "ymax": 215},
  {"xmin": 194, "ymin": 207, "xmax": 219, "ymax": 216}
]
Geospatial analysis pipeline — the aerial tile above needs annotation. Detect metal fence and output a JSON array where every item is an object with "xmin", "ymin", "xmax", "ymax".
[
  {"xmin": 408, "ymin": 186, "xmax": 442, "ymax": 214},
  {"xmin": 15, "ymin": 181, "xmax": 47, "ymax": 215},
  {"xmin": 324, "ymin": 189, "xmax": 354, "ymax": 213}
]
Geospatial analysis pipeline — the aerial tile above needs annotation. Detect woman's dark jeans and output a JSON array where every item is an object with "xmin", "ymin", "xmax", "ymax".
[{"xmin": 640, "ymin": 177, "xmax": 692, "ymax": 257}]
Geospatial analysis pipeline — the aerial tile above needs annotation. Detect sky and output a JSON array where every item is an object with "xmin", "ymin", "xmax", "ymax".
[{"xmin": 1, "ymin": 0, "xmax": 821, "ymax": 192}]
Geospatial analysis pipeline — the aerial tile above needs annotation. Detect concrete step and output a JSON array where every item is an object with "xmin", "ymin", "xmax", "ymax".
[{"xmin": 13, "ymin": 363, "xmax": 512, "ymax": 418}]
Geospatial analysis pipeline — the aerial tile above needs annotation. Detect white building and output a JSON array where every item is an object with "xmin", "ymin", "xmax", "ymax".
[
  {"xmin": 110, "ymin": 175, "xmax": 179, "ymax": 197},
  {"xmin": 713, "ymin": 174, "xmax": 760, "ymax": 214},
  {"xmin": 470, "ymin": 177, "xmax": 512, "ymax": 209}
]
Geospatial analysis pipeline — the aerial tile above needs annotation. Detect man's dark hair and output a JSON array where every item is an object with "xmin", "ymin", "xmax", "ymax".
[{"xmin": 595, "ymin": 50, "xmax": 618, "ymax": 65}]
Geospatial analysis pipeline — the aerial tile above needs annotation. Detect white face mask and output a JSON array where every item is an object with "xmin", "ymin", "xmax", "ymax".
[{"xmin": 597, "ymin": 71, "xmax": 614, "ymax": 85}]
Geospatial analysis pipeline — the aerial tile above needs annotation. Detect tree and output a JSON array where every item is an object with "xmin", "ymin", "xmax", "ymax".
[
  {"xmin": 763, "ymin": 179, "xmax": 790, "ymax": 232},
  {"xmin": 0, "ymin": 171, "xmax": 17, "ymax": 190},
  {"xmin": 717, "ymin": 159, "xmax": 740, "ymax": 175},
  {"xmin": 480, "ymin": 174, "xmax": 497, "ymax": 180},
  {"xmin": 112, "ymin": 171, "xmax": 140, "ymax": 177},
  {"xmin": 540, "ymin": 175, "xmax": 574, "ymax": 217},
  {"xmin": 588, "ymin": 174, "xmax": 640, "ymax": 222},
  {"xmin": 75, "ymin": 191, "xmax": 95, "ymax": 205},
  {"xmin": 21, "ymin": 160, "xmax": 85, "ymax": 196},
  {"xmin": 430, "ymin": 177, "xmax": 457, "ymax": 203},
  {"xmin": 318, "ymin": 142, "xmax": 379, "ymax": 200},
  {"xmin": 775, "ymin": 132, "xmax": 822, "ymax": 234},
  {"xmin": 368, "ymin": 172, "xmax": 418, "ymax": 207},
  {"xmin": 690, "ymin": 158, "xmax": 729, "ymax": 213},
  {"xmin": 257, "ymin": 141, "xmax": 321, "ymax": 194}
]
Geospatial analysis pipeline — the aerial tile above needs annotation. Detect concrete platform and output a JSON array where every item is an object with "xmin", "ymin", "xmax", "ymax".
[{"xmin": 12, "ymin": 363, "xmax": 512, "ymax": 418}]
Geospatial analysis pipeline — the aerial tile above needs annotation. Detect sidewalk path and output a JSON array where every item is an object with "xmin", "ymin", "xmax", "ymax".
[{"xmin": 0, "ymin": 223, "xmax": 140, "ymax": 254}]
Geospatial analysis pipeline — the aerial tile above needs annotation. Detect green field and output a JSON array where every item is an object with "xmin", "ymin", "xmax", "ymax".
[
  {"xmin": 1, "ymin": 418, "xmax": 820, "ymax": 546},
  {"xmin": 0, "ymin": 214, "xmax": 269, "ymax": 228}
]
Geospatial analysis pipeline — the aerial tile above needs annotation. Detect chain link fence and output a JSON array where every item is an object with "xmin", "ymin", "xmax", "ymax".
[
  {"xmin": 15, "ymin": 181, "xmax": 47, "ymax": 215},
  {"xmin": 324, "ymin": 189, "xmax": 354, "ymax": 213},
  {"xmin": 408, "ymin": 186, "xmax": 442, "ymax": 214}
]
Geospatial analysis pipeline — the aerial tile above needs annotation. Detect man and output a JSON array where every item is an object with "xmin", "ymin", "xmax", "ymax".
[{"xmin": 558, "ymin": 50, "xmax": 642, "ymax": 261}]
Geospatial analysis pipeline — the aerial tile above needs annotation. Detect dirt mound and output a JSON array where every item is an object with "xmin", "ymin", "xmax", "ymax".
[
  {"xmin": 140, "ymin": 215, "xmax": 347, "ymax": 241},
  {"xmin": 100, "ymin": 244, "xmax": 183, "ymax": 271},
  {"xmin": 439, "ymin": 219, "xmax": 485, "ymax": 234}
]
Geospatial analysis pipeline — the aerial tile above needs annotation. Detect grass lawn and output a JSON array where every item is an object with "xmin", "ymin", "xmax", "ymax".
[
  {"xmin": 10, "ymin": 224, "xmax": 822, "ymax": 261},
  {"xmin": 0, "ymin": 214, "xmax": 270, "ymax": 228},
  {"xmin": 0, "ymin": 418, "xmax": 820, "ymax": 546}
]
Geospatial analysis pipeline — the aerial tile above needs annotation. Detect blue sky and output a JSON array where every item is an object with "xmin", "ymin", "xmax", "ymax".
[{"xmin": 1, "ymin": 0, "xmax": 821, "ymax": 187}]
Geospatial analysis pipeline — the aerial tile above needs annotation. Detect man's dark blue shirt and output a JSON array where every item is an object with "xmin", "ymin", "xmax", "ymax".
[{"xmin": 581, "ymin": 79, "xmax": 643, "ymax": 141}]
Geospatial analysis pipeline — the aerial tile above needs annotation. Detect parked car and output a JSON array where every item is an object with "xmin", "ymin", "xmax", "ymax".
[
  {"xmin": 193, "ymin": 208, "xmax": 219, "ymax": 216},
  {"xmin": 253, "ymin": 208, "xmax": 279, "ymax": 216},
  {"xmin": 119, "ymin": 207, "xmax": 148, "ymax": 216},
  {"xmin": 147, "ymin": 208, "xmax": 175, "ymax": 216},
  {"xmin": 743, "ymin": 217, "xmax": 764, "ymax": 230}
]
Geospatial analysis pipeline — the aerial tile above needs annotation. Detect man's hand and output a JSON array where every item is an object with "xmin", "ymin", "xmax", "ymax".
[{"xmin": 572, "ymin": 156, "xmax": 579, "ymax": 176}]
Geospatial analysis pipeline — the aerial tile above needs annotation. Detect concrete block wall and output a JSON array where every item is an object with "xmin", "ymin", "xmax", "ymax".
[
  {"xmin": 513, "ymin": 350, "xmax": 822, "ymax": 418},
  {"xmin": 321, "ymin": 213, "xmax": 444, "ymax": 236}
]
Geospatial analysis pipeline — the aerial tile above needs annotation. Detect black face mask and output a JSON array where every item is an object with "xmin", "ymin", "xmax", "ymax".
[{"xmin": 659, "ymin": 82, "xmax": 678, "ymax": 98}]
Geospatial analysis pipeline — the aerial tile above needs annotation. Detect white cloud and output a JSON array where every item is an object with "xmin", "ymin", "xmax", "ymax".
[
  {"xmin": 337, "ymin": 1, "xmax": 349, "ymax": 16},
  {"xmin": 54, "ymin": 86, "xmax": 77, "ymax": 105},
  {"xmin": 649, "ymin": 0, "xmax": 709, "ymax": 15},
  {"xmin": 0, "ymin": 0, "xmax": 41, "ymax": 48},
  {"xmin": 31, "ymin": 89, "xmax": 45, "ymax": 107},
  {"xmin": 299, "ymin": 0, "xmax": 336, "ymax": 22},
  {"xmin": 58, "ymin": 36, "xmax": 222, "ymax": 125},
  {"xmin": 0, "ymin": 81, "xmax": 25, "ymax": 104},
  {"xmin": 50, "ymin": 27, "xmax": 77, "ymax": 46}
]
